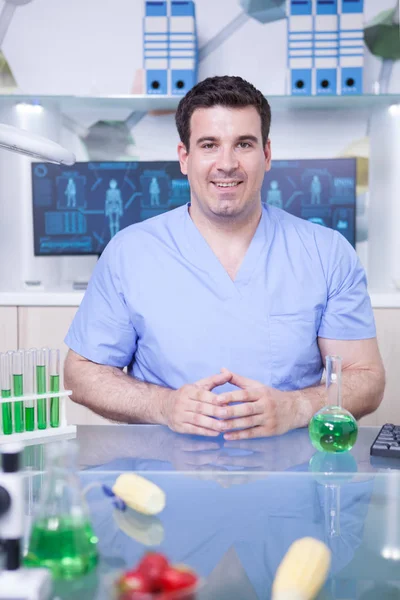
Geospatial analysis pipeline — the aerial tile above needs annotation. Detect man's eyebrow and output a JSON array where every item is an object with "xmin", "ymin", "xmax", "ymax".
[{"xmin": 236, "ymin": 135, "xmax": 259, "ymax": 143}]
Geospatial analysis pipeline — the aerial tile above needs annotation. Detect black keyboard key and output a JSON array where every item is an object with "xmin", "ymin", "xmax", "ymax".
[
  {"xmin": 370, "ymin": 424, "xmax": 400, "ymax": 459},
  {"xmin": 374, "ymin": 443, "xmax": 390, "ymax": 450}
]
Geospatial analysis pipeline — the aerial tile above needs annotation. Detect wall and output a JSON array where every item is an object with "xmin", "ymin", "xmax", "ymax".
[{"xmin": 0, "ymin": 0, "xmax": 398, "ymax": 293}]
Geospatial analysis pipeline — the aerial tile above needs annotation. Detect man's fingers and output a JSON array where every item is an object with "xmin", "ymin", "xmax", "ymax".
[
  {"xmin": 195, "ymin": 370, "xmax": 232, "ymax": 391},
  {"xmin": 217, "ymin": 388, "xmax": 262, "ymax": 405},
  {"xmin": 190, "ymin": 388, "xmax": 220, "ymax": 406},
  {"xmin": 184, "ymin": 412, "xmax": 223, "ymax": 433},
  {"xmin": 180, "ymin": 424, "xmax": 221, "ymax": 437},
  {"xmin": 219, "ymin": 414, "xmax": 265, "ymax": 433},
  {"xmin": 224, "ymin": 426, "xmax": 266, "ymax": 441},
  {"xmin": 228, "ymin": 372, "xmax": 260, "ymax": 389},
  {"xmin": 190, "ymin": 399, "xmax": 220, "ymax": 418},
  {"xmin": 189, "ymin": 396, "xmax": 256, "ymax": 420},
  {"xmin": 218, "ymin": 400, "xmax": 263, "ymax": 419}
]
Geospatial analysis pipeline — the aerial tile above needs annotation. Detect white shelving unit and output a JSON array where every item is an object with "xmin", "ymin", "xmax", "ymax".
[{"xmin": 1, "ymin": 92, "xmax": 399, "ymax": 112}]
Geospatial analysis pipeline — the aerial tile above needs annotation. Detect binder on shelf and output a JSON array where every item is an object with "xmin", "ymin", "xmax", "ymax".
[
  {"xmin": 314, "ymin": 0, "xmax": 338, "ymax": 95},
  {"xmin": 287, "ymin": 0, "xmax": 313, "ymax": 95},
  {"xmin": 143, "ymin": 1, "xmax": 169, "ymax": 95},
  {"xmin": 339, "ymin": 0, "xmax": 364, "ymax": 95},
  {"xmin": 169, "ymin": 0, "xmax": 198, "ymax": 96}
]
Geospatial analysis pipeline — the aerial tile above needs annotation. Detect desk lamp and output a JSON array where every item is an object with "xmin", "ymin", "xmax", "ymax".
[
  {"xmin": 0, "ymin": 1, "xmax": 34, "ymax": 47},
  {"xmin": 0, "ymin": 122, "xmax": 75, "ymax": 165}
]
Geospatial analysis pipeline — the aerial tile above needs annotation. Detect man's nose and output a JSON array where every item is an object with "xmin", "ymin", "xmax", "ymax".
[{"xmin": 215, "ymin": 147, "xmax": 239, "ymax": 173}]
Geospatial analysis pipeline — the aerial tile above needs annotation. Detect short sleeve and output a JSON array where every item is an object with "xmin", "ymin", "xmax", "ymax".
[
  {"xmin": 318, "ymin": 231, "xmax": 376, "ymax": 340},
  {"xmin": 64, "ymin": 237, "xmax": 137, "ymax": 367}
]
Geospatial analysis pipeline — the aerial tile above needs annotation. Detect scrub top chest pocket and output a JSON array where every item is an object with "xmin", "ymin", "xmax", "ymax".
[{"xmin": 269, "ymin": 309, "xmax": 323, "ymax": 391}]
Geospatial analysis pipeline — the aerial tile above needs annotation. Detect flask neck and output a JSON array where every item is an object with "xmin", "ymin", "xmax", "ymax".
[
  {"xmin": 36, "ymin": 468, "xmax": 87, "ymax": 520},
  {"xmin": 326, "ymin": 356, "xmax": 342, "ymax": 408}
]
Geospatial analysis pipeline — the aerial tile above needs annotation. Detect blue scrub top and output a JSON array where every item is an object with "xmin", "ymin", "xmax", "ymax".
[{"xmin": 65, "ymin": 203, "xmax": 376, "ymax": 392}]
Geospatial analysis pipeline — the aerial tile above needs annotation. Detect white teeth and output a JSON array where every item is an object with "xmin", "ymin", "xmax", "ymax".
[{"xmin": 215, "ymin": 182, "xmax": 240, "ymax": 187}]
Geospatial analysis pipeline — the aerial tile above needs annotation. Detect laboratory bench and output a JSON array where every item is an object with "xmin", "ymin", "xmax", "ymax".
[{"xmin": 25, "ymin": 425, "xmax": 400, "ymax": 599}]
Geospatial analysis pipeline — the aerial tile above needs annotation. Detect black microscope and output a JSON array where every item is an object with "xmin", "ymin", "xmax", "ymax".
[{"xmin": 0, "ymin": 443, "xmax": 52, "ymax": 599}]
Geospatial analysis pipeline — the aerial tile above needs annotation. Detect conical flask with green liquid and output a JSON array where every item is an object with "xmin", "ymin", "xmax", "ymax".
[{"xmin": 24, "ymin": 440, "xmax": 98, "ymax": 580}]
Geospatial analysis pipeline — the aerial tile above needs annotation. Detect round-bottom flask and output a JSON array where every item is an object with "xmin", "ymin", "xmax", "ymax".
[
  {"xmin": 309, "ymin": 355, "xmax": 358, "ymax": 453},
  {"xmin": 309, "ymin": 405, "xmax": 358, "ymax": 453}
]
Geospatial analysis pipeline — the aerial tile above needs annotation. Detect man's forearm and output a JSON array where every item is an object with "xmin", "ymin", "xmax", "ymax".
[
  {"xmin": 64, "ymin": 357, "xmax": 171, "ymax": 424},
  {"xmin": 291, "ymin": 367, "xmax": 385, "ymax": 429}
]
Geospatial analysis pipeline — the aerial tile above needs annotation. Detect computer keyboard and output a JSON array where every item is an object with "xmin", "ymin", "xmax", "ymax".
[{"xmin": 370, "ymin": 424, "xmax": 400, "ymax": 458}]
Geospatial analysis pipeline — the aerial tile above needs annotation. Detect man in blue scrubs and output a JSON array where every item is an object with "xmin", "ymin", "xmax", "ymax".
[{"xmin": 64, "ymin": 76, "xmax": 385, "ymax": 440}]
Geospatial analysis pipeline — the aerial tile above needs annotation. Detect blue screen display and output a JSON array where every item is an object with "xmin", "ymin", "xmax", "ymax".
[
  {"xmin": 261, "ymin": 158, "xmax": 356, "ymax": 247},
  {"xmin": 31, "ymin": 158, "xmax": 356, "ymax": 255}
]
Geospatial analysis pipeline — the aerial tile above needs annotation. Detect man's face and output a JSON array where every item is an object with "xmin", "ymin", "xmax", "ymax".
[{"xmin": 178, "ymin": 105, "xmax": 271, "ymax": 221}]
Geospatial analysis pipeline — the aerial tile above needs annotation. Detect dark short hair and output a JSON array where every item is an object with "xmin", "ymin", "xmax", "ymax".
[{"xmin": 175, "ymin": 75, "xmax": 271, "ymax": 151}]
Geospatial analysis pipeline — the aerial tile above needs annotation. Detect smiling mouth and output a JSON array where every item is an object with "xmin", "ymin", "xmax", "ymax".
[{"xmin": 212, "ymin": 181, "xmax": 242, "ymax": 188}]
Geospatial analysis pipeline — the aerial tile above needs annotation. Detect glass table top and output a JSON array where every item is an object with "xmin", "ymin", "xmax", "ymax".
[{"xmin": 22, "ymin": 425, "xmax": 400, "ymax": 599}]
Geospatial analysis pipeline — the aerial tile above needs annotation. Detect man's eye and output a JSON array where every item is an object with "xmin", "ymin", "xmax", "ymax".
[
  {"xmin": 238, "ymin": 142, "xmax": 251, "ymax": 148},
  {"xmin": 202, "ymin": 143, "xmax": 215, "ymax": 149}
]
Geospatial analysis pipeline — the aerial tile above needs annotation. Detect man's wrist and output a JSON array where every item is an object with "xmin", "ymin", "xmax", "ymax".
[
  {"xmin": 288, "ymin": 385, "xmax": 325, "ymax": 429},
  {"xmin": 159, "ymin": 387, "xmax": 173, "ymax": 426}
]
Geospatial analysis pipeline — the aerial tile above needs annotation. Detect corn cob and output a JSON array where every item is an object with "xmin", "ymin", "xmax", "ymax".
[
  {"xmin": 112, "ymin": 473, "xmax": 166, "ymax": 515},
  {"xmin": 272, "ymin": 537, "xmax": 331, "ymax": 600}
]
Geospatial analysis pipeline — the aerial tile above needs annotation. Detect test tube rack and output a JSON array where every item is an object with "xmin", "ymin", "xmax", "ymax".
[
  {"xmin": 0, "ymin": 348, "xmax": 76, "ymax": 446},
  {"xmin": 0, "ymin": 390, "xmax": 76, "ymax": 446}
]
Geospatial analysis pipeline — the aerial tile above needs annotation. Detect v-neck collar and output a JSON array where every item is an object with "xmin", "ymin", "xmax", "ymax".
[{"xmin": 182, "ymin": 203, "xmax": 269, "ymax": 298}]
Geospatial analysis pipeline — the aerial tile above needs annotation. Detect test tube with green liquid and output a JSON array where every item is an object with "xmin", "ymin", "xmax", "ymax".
[
  {"xmin": 0, "ymin": 353, "xmax": 12, "ymax": 434},
  {"xmin": 36, "ymin": 348, "xmax": 48, "ymax": 429},
  {"xmin": 24, "ymin": 350, "xmax": 36, "ymax": 431},
  {"xmin": 49, "ymin": 349, "xmax": 60, "ymax": 427},
  {"xmin": 12, "ymin": 350, "xmax": 24, "ymax": 433}
]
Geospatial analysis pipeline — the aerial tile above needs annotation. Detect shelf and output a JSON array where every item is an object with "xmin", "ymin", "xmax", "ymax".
[
  {"xmin": 0, "ymin": 93, "xmax": 399, "ymax": 114},
  {"xmin": 266, "ymin": 93, "xmax": 400, "ymax": 112}
]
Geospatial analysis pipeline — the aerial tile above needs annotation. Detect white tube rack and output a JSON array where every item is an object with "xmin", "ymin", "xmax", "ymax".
[{"xmin": 0, "ymin": 390, "xmax": 76, "ymax": 445}]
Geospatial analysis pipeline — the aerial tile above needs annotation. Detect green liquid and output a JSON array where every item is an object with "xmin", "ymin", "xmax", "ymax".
[
  {"xmin": 50, "ymin": 374, "xmax": 60, "ymax": 428},
  {"xmin": 24, "ymin": 516, "xmax": 98, "ymax": 580},
  {"xmin": 13, "ymin": 373, "xmax": 24, "ymax": 433},
  {"xmin": 25, "ymin": 406, "xmax": 35, "ymax": 431},
  {"xmin": 309, "ymin": 412, "xmax": 358, "ymax": 453},
  {"xmin": 1, "ymin": 389, "xmax": 12, "ymax": 435},
  {"xmin": 36, "ymin": 365, "xmax": 47, "ymax": 429}
]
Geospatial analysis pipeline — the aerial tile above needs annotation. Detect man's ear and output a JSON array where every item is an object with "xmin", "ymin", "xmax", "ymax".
[
  {"xmin": 264, "ymin": 138, "xmax": 272, "ymax": 172},
  {"xmin": 177, "ymin": 141, "xmax": 189, "ymax": 175}
]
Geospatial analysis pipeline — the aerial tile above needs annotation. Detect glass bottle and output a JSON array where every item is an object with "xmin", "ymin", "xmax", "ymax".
[
  {"xmin": 24, "ymin": 440, "xmax": 99, "ymax": 580},
  {"xmin": 309, "ymin": 355, "xmax": 358, "ymax": 453}
]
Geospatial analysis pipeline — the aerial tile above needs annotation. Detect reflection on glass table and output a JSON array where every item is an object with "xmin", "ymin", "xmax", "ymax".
[{"xmin": 21, "ymin": 425, "xmax": 400, "ymax": 600}]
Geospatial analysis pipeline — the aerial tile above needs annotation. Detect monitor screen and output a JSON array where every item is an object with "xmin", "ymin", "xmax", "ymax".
[
  {"xmin": 31, "ymin": 158, "xmax": 356, "ymax": 256},
  {"xmin": 262, "ymin": 158, "xmax": 356, "ymax": 248}
]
